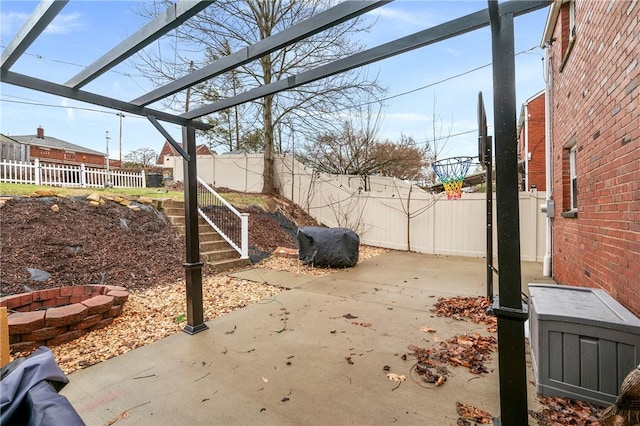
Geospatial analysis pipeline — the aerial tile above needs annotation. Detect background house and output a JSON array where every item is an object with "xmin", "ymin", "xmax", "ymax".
[
  {"xmin": 517, "ymin": 90, "xmax": 546, "ymax": 192},
  {"xmin": 157, "ymin": 141, "xmax": 214, "ymax": 180},
  {"xmin": 543, "ymin": 0, "xmax": 639, "ymax": 315},
  {"xmin": 10, "ymin": 126, "xmax": 119, "ymax": 168}
]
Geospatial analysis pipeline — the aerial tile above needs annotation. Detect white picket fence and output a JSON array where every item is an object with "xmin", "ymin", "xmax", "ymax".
[{"xmin": 0, "ymin": 159, "xmax": 146, "ymax": 188}]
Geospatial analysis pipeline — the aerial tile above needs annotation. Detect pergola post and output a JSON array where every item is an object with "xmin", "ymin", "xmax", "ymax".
[
  {"xmin": 488, "ymin": 1, "xmax": 529, "ymax": 424},
  {"xmin": 182, "ymin": 125, "xmax": 207, "ymax": 335}
]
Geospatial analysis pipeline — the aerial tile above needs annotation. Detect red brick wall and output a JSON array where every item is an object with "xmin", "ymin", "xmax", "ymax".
[
  {"xmin": 525, "ymin": 93, "xmax": 546, "ymax": 191},
  {"xmin": 157, "ymin": 142, "xmax": 176, "ymax": 164},
  {"xmin": 518, "ymin": 93, "xmax": 547, "ymax": 191},
  {"xmin": 548, "ymin": 1, "xmax": 639, "ymax": 315},
  {"xmin": 30, "ymin": 145, "xmax": 106, "ymax": 167}
]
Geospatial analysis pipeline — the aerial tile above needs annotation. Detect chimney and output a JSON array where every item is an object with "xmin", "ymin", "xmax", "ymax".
[{"xmin": 37, "ymin": 126, "xmax": 44, "ymax": 139}]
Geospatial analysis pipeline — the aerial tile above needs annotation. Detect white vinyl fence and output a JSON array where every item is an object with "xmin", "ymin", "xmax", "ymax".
[
  {"xmin": 0, "ymin": 159, "xmax": 146, "ymax": 188},
  {"xmin": 168, "ymin": 152, "xmax": 547, "ymax": 261}
]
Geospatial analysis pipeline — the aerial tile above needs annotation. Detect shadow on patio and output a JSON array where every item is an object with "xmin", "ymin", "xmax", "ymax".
[{"xmin": 61, "ymin": 251, "xmax": 555, "ymax": 425}]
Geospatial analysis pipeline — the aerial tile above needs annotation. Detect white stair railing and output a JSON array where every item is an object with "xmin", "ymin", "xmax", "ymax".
[{"xmin": 196, "ymin": 177, "xmax": 248, "ymax": 259}]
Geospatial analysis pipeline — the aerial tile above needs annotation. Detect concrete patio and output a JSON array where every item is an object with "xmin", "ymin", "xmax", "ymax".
[{"xmin": 61, "ymin": 251, "xmax": 556, "ymax": 425}]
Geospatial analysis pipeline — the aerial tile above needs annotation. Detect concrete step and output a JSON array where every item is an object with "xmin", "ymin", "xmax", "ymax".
[
  {"xmin": 166, "ymin": 215, "xmax": 184, "ymax": 226},
  {"xmin": 162, "ymin": 206, "xmax": 184, "ymax": 217},
  {"xmin": 162, "ymin": 199, "xmax": 184, "ymax": 209},
  {"xmin": 200, "ymin": 240, "xmax": 231, "ymax": 252},
  {"xmin": 206, "ymin": 257, "xmax": 251, "ymax": 273},
  {"xmin": 201, "ymin": 248, "xmax": 240, "ymax": 263},
  {"xmin": 199, "ymin": 231, "xmax": 225, "ymax": 243},
  {"xmin": 172, "ymin": 223, "xmax": 217, "ymax": 235},
  {"xmin": 161, "ymin": 198, "xmax": 248, "ymax": 271}
]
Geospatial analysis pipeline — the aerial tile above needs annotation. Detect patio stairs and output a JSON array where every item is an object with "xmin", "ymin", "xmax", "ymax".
[{"xmin": 161, "ymin": 199, "xmax": 250, "ymax": 272}]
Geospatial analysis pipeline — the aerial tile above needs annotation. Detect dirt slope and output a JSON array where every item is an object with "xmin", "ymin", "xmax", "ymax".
[{"xmin": 0, "ymin": 195, "xmax": 314, "ymax": 296}]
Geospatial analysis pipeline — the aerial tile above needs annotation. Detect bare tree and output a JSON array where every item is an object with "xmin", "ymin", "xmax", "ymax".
[
  {"xmin": 299, "ymin": 105, "xmax": 427, "ymax": 189},
  {"xmin": 123, "ymin": 147, "xmax": 158, "ymax": 168},
  {"xmin": 422, "ymin": 95, "xmax": 454, "ymax": 185},
  {"xmin": 133, "ymin": 0, "xmax": 385, "ymax": 194}
]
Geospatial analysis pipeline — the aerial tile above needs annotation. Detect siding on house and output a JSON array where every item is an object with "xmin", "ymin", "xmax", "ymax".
[
  {"xmin": 544, "ymin": 0, "xmax": 639, "ymax": 315},
  {"xmin": 0, "ymin": 134, "xmax": 29, "ymax": 162}
]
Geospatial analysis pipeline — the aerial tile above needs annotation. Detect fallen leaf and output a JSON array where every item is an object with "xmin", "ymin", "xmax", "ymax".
[
  {"xmin": 386, "ymin": 373, "xmax": 406, "ymax": 382},
  {"xmin": 455, "ymin": 402, "xmax": 493, "ymax": 424},
  {"xmin": 343, "ymin": 313, "xmax": 358, "ymax": 319},
  {"xmin": 420, "ymin": 326, "xmax": 436, "ymax": 333}
]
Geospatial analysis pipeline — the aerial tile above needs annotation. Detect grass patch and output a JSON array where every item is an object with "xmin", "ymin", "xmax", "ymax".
[
  {"xmin": 0, "ymin": 183, "xmax": 183, "ymax": 200},
  {"xmin": 219, "ymin": 192, "xmax": 269, "ymax": 210},
  {"xmin": 0, "ymin": 183, "xmax": 269, "ymax": 210}
]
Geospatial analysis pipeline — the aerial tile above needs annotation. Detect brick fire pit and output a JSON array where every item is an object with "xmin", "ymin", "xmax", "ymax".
[{"xmin": 1, "ymin": 284, "xmax": 129, "ymax": 352}]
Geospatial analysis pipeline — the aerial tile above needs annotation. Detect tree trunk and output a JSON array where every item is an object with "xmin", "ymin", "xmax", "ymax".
[{"xmin": 262, "ymin": 93, "xmax": 276, "ymax": 194}]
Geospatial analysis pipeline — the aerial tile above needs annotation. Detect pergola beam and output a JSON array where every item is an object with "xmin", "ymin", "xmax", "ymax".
[
  {"xmin": 65, "ymin": 1, "xmax": 213, "ymax": 89},
  {"xmin": 0, "ymin": 0, "xmax": 68, "ymax": 70},
  {"xmin": 131, "ymin": 0, "xmax": 391, "ymax": 107},
  {"xmin": 182, "ymin": 0, "xmax": 549, "ymax": 119},
  {"xmin": 1, "ymin": 69, "xmax": 211, "ymax": 131}
]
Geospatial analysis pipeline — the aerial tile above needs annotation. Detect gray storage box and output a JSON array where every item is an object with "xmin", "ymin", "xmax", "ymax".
[{"xmin": 528, "ymin": 284, "xmax": 640, "ymax": 406}]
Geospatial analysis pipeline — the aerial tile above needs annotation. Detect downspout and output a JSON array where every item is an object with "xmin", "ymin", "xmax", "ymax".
[
  {"xmin": 543, "ymin": 45, "xmax": 553, "ymax": 277},
  {"xmin": 524, "ymin": 102, "xmax": 529, "ymax": 190}
]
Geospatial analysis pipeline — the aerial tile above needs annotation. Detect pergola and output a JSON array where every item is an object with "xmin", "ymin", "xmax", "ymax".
[{"xmin": 0, "ymin": 1, "xmax": 550, "ymax": 423}]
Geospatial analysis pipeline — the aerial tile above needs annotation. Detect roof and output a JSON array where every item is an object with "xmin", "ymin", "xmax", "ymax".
[
  {"xmin": 0, "ymin": 133, "xmax": 22, "ymax": 144},
  {"xmin": 160, "ymin": 141, "xmax": 213, "ymax": 157},
  {"xmin": 10, "ymin": 134, "xmax": 105, "ymax": 156},
  {"xmin": 541, "ymin": 0, "xmax": 564, "ymax": 46}
]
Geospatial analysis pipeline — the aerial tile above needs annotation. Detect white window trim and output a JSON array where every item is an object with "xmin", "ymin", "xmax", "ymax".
[{"xmin": 569, "ymin": 145, "xmax": 578, "ymax": 211}]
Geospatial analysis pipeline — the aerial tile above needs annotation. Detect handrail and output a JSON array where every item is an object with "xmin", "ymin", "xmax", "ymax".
[{"xmin": 196, "ymin": 177, "xmax": 248, "ymax": 259}]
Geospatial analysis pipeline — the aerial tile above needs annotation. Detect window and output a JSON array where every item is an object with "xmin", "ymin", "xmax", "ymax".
[
  {"xmin": 569, "ymin": 145, "xmax": 577, "ymax": 210},
  {"xmin": 559, "ymin": 0, "xmax": 576, "ymax": 71},
  {"xmin": 562, "ymin": 137, "xmax": 578, "ymax": 217}
]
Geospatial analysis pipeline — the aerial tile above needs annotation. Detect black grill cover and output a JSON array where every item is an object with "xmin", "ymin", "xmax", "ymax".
[{"xmin": 297, "ymin": 227, "xmax": 359, "ymax": 268}]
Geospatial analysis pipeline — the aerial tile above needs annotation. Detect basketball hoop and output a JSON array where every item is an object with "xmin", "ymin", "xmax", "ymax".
[{"xmin": 432, "ymin": 156, "xmax": 473, "ymax": 199}]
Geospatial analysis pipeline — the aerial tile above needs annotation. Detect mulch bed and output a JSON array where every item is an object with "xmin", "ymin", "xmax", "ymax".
[
  {"xmin": 0, "ymin": 195, "xmax": 318, "ymax": 296},
  {"xmin": 1, "ymin": 196, "xmax": 187, "ymax": 295}
]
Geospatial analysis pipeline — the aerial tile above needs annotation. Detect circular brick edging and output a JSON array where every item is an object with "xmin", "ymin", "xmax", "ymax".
[{"xmin": 1, "ymin": 284, "xmax": 129, "ymax": 352}]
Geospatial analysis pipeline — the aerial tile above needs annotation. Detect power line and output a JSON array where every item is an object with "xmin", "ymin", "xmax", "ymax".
[
  {"xmin": 1, "ymin": 43, "xmax": 533, "ymax": 141},
  {"xmin": 351, "ymin": 45, "xmax": 540, "ymax": 110},
  {"xmin": 0, "ymin": 44, "xmax": 145, "ymax": 80},
  {"xmin": 0, "ymin": 98, "xmax": 141, "ymax": 118}
]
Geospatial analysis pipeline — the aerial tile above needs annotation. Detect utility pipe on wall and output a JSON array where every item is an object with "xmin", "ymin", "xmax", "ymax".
[{"xmin": 543, "ymin": 44, "xmax": 553, "ymax": 277}]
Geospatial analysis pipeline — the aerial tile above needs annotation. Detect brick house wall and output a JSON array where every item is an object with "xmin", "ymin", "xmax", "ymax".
[
  {"xmin": 517, "ymin": 91, "xmax": 547, "ymax": 191},
  {"xmin": 13, "ymin": 127, "xmax": 110, "ymax": 168},
  {"xmin": 157, "ymin": 141, "xmax": 213, "ymax": 165},
  {"xmin": 29, "ymin": 145, "xmax": 106, "ymax": 167},
  {"xmin": 545, "ymin": 0, "xmax": 639, "ymax": 315}
]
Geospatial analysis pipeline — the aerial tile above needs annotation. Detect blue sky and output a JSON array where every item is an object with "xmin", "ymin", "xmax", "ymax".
[{"xmin": 0, "ymin": 1, "xmax": 550, "ymax": 161}]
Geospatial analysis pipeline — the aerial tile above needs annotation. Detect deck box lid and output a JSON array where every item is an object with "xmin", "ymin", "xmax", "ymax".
[{"xmin": 528, "ymin": 284, "xmax": 640, "ymax": 333}]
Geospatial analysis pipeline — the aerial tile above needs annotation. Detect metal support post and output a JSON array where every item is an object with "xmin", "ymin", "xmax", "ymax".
[
  {"xmin": 485, "ymin": 136, "xmax": 494, "ymax": 300},
  {"xmin": 488, "ymin": 1, "xmax": 529, "ymax": 424},
  {"xmin": 182, "ymin": 125, "xmax": 207, "ymax": 335}
]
